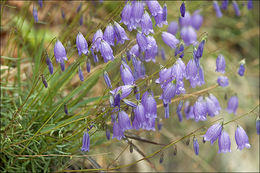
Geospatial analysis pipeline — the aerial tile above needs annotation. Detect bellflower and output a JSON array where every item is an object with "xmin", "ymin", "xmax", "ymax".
[
  {"xmin": 142, "ymin": 91, "xmax": 157, "ymax": 119},
  {"xmin": 232, "ymin": 1, "xmax": 240, "ymax": 16},
  {"xmin": 175, "ymin": 80, "xmax": 186, "ymax": 95},
  {"xmin": 46, "ymin": 56, "xmax": 53, "ymax": 74},
  {"xmin": 238, "ymin": 64, "xmax": 245, "ymax": 76},
  {"xmin": 156, "ymin": 67, "xmax": 173, "ymax": 86},
  {"xmin": 79, "ymin": 15, "xmax": 83, "ymax": 25},
  {"xmin": 168, "ymin": 21, "xmax": 179, "ymax": 35},
  {"xmin": 180, "ymin": 2, "xmax": 185, "ymax": 17},
  {"xmin": 129, "ymin": 44, "xmax": 140, "ymax": 58},
  {"xmin": 186, "ymin": 58, "xmax": 198, "ymax": 80},
  {"xmin": 81, "ymin": 132, "xmax": 90, "ymax": 152},
  {"xmin": 120, "ymin": 62, "xmax": 135, "ymax": 85},
  {"xmin": 221, "ymin": 0, "xmax": 229, "ymax": 10},
  {"xmin": 173, "ymin": 58, "xmax": 186, "ymax": 81},
  {"xmin": 256, "ymin": 119, "xmax": 260, "ymax": 135},
  {"xmin": 113, "ymin": 93, "xmax": 121, "ymax": 108},
  {"xmin": 204, "ymin": 123, "xmax": 223, "ymax": 144},
  {"xmin": 114, "ymin": 21, "xmax": 129, "ymax": 44},
  {"xmin": 92, "ymin": 29, "xmax": 103, "ymax": 51},
  {"xmin": 195, "ymin": 40, "xmax": 205, "ymax": 60},
  {"xmin": 186, "ymin": 105, "xmax": 195, "ymax": 120},
  {"xmin": 213, "ymin": 1, "xmax": 223, "ymax": 18},
  {"xmin": 160, "ymin": 82, "xmax": 176, "ymax": 104},
  {"xmin": 132, "ymin": 1, "xmax": 144, "ymax": 23},
  {"xmin": 103, "ymin": 71, "xmax": 112, "ymax": 89},
  {"xmin": 136, "ymin": 33, "xmax": 151, "ymax": 52},
  {"xmin": 144, "ymin": 36, "xmax": 158, "ymax": 62},
  {"xmin": 217, "ymin": 76, "xmax": 229, "ymax": 87},
  {"xmin": 33, "ymin": 7, "xmax": 38, "ymax": 23},
  {"xmin": 154, "ymin": 9, "xmax": 168, "ymax": 28},
  {"xmin": 91, "ymin": 48, "xmax": 99, "ymax": 63},
  {"xmin": 133, "ymin": 103, "xmax": 146, "ymax": 129},
  {"xmin": 54, "ymin": 40, "xmax": 67, "ymax": 63},
  {"xmin": 205, "ymin": 97, "xmax": 220, "ymax": 117},
  {"xmin": 132, "ymin": 56, "xmax": 146, "ymax": 80},
  {"xmin": 121, "ymin": 2, "xmax": 132, "ymax": 25},
  {"xmin": 180, "ymin": 26, "xmax": 197, "ymax": 46},
  {"xmin": 218, "ymin": 131, "xmax": 231, "ymax": 153},
  {"xmin": 110, "ymin": 85, "xmax": 133, "ymax": 100},
  {"xmin": 174, "ymin": 44, "xmax": 184, "ymax": 58},
  {"xmin": 247, "ymin": 0, "xmax": 253, "ymax": 10},
  {"xmin": 76, "ymin": 32, "xmax": 89, "ymax": 56},
  {"xmin": 179, "ymin": 12, "xmax": 191, "ymax": 27},
  {"xmin": 164, "ymin": 103, "xmax": 170, "ymax": 119},
  {"xmin": 112, "ymin": 121, "xmax": 124, "ymax": 140},
  {"xmin": 163, "ymin": 4, "xmax": 167, "ymax": 21},
  {"xmin": 144, "ymin": 117, "xmax": 156, "ymax": 131},
  {"xmin": 177, "ymin": 101, "xmax": 183, "ymax": 122},
  {"xmin": 78, "ymin": 67, "xmax": 84, "ymax": 81},
  {"xmin": 162, "ymin": 32, "xmax": 180, "ymax": 49},
  {"xmin": 191, "ymin": 10, "xmax": 203, "ymax": 30},
  {"xmin": 100, "ymin": 40, "xmax": 114, "ymax": 62},
  {"xmin": 209, "ymin": 93, "xmax": 221, "ymax": 111},
  {"xmin": 226, "ymin": 96, "xmax": 238, "ymax": 115},
  {"xmin": 216, "ymin": 54, "xmax": 226, "ymax": 73},
  {"xmin": 118, "ymin": 111, "xmax": 132, "ymax": 131},
  {"xmin": 193, "ymin": 97, "xmax": 207, "ymax": 122},
  {"xmin": 235, "ymin": 126, "xmax": 251, "ymax": 150},
  {"xmin": 60, "ymin": 60, "xmax": 65, "ymax": 71},
  {"xmin": 38, "ymin": 0, "xmax": 43, "ymax": 8},
  {"xmin": 146, "ymin": 0, "xmax": 162, "ymax": 16},
  {"xmin": 86, "ymin": 59, "xmax": 91, "ymax": 73},
  {"xmin": 104, "ymin": 24, "xmax": 115, "ymax": 46},
  {"xmin": 141, "ymin": 12, "xmax": 154, "ymax": 35},
  {"xmin": 198, "ymin": 66, "xmax": 205, "ymax": 86},
  {"xmin": 193, "ymin": 138, "xmax": 199, "ymax": 155}
]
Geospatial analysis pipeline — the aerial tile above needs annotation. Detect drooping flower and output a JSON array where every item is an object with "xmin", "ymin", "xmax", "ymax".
[
  {"xmin": 216, "ymin": 54, "xmax": 226, "ymax": 73},
  {"xmin": 120, "ymin": 62, "xmax": 135, "ymax": 85},
  {"xmin": 179, "ymin": 12, "xmax": 191, "ymax": 27},
  {"xmin": 76, "ymin": 32, "xmax": 89, "ymax": 56},
  {"xmin": 133, "ymin": 103, "xmax": 147, "ymax": 129},
  {"xmin": 162, "ymin": 32, "xmax": 180, "ymax": 49},
  {"xmin": 54, "ymin": 40, "xmax": 67, "ymax": 63},
  {"xmin": 160, "ymin": 82, "xmax": 176, "ymax": 104},
  {"xmin": 144, "ymin": 35, "xmax": 158, "ymax": 62},
  {"xmin": 114, "ymin": 21, "xmax": 129, "ymax": 44},
  {"xmin": 209, "ymin": 93, "xmax": 221, "ymax": 111},
  {"xmin": 86, "ymin": 59, "xmax": 91, "ymax": 73},
  {"xmin": 121, "ymin": 2, "xmax": 132, "ymax": 25},
  {"xmin": 112, "ymin": 121, "xmax": 124, "ymax": 140},
  {"xmin": 129, "ymin": 44, "xmax": 140, "ymax": 58},
  {"xmin": 213, "ymin": 1, "xmax": 223, "ymax": 18},
  {"xmin": 104, "ymin": 24, "xmax": 115, "ymax": 46},
  {"xmin": 238, "ymin": 64, "xmax": 245, "ymax": 76},
  {"xmin": 132, "ymin": 1, "xmax": 144, "ymax": 23},
  {"xmin": 141, "ymin": 12, "xmax": 154, "ymax": 35},
  {"xmin": 155, "ymin": 67, "xmax": 172, "ymax": 85},
  {"xmin": 33, "ymin": 7, "xmax": 38, "ymax": 22},
  {"xmin": 193, "ymin": 97, "xmax": 207, "ymax": 122},
  {"xmin": 256, "ymin": 119, "xmax": 260, "ymax": 135},
  {"xmin": 180, "ymin": 2, "xmax": 185, "ymax": 17},
  {"xmin": 186, "ymin": 58, "xmax": 197, "ymax": 80},
  {"xmin": 186, "ymin": 105, "xmax": 195, "ymax": 120},
  {"xmin": 174, "ymin": 44, "xmax": 184, "ymax": 58},
  {"xmin": 205, "ymin": 97, "xmax": 220, "ymax": 117},
  {"xmin": 217, "ymin": 76, "xmax": 229, "ymax": 87},
  {"xmin": 203, "ymin": 123, "xmax": 223, "ymax": 144},
  {"xmin": 154, "ymin": 6, "xmax": 168, "ymax": 28},
  {"xmin": 235, "ymin": 126, "xmax": 251, "ymax": 150},
  {"xmin": 218, "ymin": 131, "xmax": 231, "ymax": 153},
  {"xmin": 172, "ymin": 58, "xmax": 186, "ymax": 81},
  {"xmin": 78, "ymin": 67, "xmax": 84, "ymax": 81},
  {"xmin": 232, "ymin": 1, "xmax": 240, "ymax": 16},
  {"xmin": 92, "ymin": 29, "xmax": 103, "ymax": 51},
  {"xmin": 110, "ymin": 85, "xmax": 133, "ymax": 100},
  {"xmin": 46, "ymin": 56, "xmax": 53, "ymax": 74},
  {"xmin": 168, "ymin": 21, "xmax": 179, "ymax": 35},
  {"xmin": 81, "ymin": 132, "xmax": 90, "ymax": 152},
  {"xmin": 226, "ymin": 96, "xmax": 238, "ymax": 115},
  {"xmin": 146, "ymin": 0, "xmax": 162, "ymax": 16},
  {"xmin": 60, "ymin": 60, "xmax": 65, "ymax": 71},
  {"xmin": 180, "ymin": 26, "xmax": 197, "ymax": 46},
  {"xmin": 136, "ymin": 33, "xmax": 151, "ymax": 52},
  {"xmin": 247, "ymin": 0, "xmax": 253, "ymax": 10},
  {"xmin": 38, "ymin": 0, "xmax": 43, "ymax": 8},
  {"xmin": 118, "ymin": 111, "xmax": 132, "ymax": 131},
  {"xmin": 193, "ymin": 138, "xmax": 199, "ymax": 155},
  {"xmin": 164, "ymin": 103, "xmax": 169, "ymax": 119},
  {"xmin": 103, "ymin": 71, "xmax": 112, "ymax": 89},
  {"xmin": 221, "ymin": 0, "xmax": 229, "ymax": 10},
  {"xmin": 177, "ymin": 101, "xmax": 183, "ymax": 122},
  {"xmin": 191, "ymin": 10, "xmax": 203, "ymax": 30},
  {"xmin": 142, "ymin": 91, "xmax": 157, "ymax": 119},
  {"xmin": 194, "ymin": 40, "xmax": 205, "ymax": 60},
  {"xmin": 132, "ymin": 56, "xmax": 146, "ymax": 80},
  {"xmin": 100, "ymin": 40, "xmax": 114, "ymax": 62}
]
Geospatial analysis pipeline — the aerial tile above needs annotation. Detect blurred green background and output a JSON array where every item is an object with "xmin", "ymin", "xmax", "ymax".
[{"xmin": 0, "ymin": 1, "xmax": 259, "ymax": 172}]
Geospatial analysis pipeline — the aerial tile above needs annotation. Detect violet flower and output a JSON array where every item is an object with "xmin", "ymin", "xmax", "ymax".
[
  {"xmin": 168, "ymin": 21, "xmax": 179, "ymax": 35},
  {"xmin": 141, "ymin": 12, "xmax": 154, "ymax": 35},
  {"xmin": 180, "ymin": 2, "xmax": 185, "ymax": 17},
  {"xmin": 132, "ymin": 1, "xmax": 144, "ymax": 23},
  {"xmin": 213, "ymin": 1, "xmax": 223, "ymax": 18},
  {"xmin": 33, "ymin": 7, "xmax": 38, "ymax": 23},
  {"xmin": 114, "ymin": 21, "xmax": 129, "ymax": 44},
  {"xmin": 238, "ymin": 64, "xmax": 245, "ymax": 76},
  {"xmin": 46, "ymin": 56, "xmax": 53, "ymax": 74},
  {"xmin": 164, "ymin": 103, "xmax": 170, "ymax": 119},
  {"xmin": 162, "ymin": 32, "xmax": 180, "ymax": 49},
  {"xmin": 180, "ymin": 26, "xmax": 197, "ymax": 46},
  {"xmin": 81, "ymin": 132, "xmax": 90, "ymax": 152},
  {"xmin": 203, "ymin": 123, "xmax": 223, "ymax": 144},
  {"xmin": 217, "ymin": 76, "xmax": 229, "ymax": 87},
  {"xmin": 191, "ymin": 10, "xmax": 203, "ymax": 30},
  {"xmin": 121, "ymin": 2, "xmax": 132, "ymax": 25},
  {"xmin": 226, "ymin": 96, "xmax": 238, "ymax": 115},
  {"xmin": 118, "ymin": 111, "xmax": 132, "ymax": 131},
  {"xmin": 54, "ymin": 40, "xmax": 67, "ymax": 63},
  {"xmin": 232, "ymin": 1, "xmax": 240, "ymax": 16},
  {"xmin": 76, "ymin": 32, "xmax": 89, "ymax": 56},
  {"xmin": 256, "ymin": 119, "xmax": 260, "ymax": 135},
  {"xmin": 193, "ymin": 97, "xmax": 207, "ymax": 122},
  {"xmin": 92, "ymin": 29, "xmax": 103, "ymax": 52},
  {"xmin": 146, "ymin": 0, "xmax": 163, "ymax": 16},
  {"xmin": 193, "ymin": 138, "xmax": 199, "ymax": 155},
  {"xmin": 86, "ymin": 59, "xmax": 91, "ymax": 73},
  {"xmin": 235, "ymin": 126, "xmax": 251, "ymax": 150},
  {"xmin": 78, "ymin": 67, "xmax": 84, "ymax": 81},
  {"xmin": 142, "ymin": 91, "xmax": 157, "ymax": 119},
  {"xmin": 218, "ymin": 131, "xmax": 231, "ymax": 153},
  {"xmin": 221, "ymin": 0, "xmax": 229, "ymax": 10},
  {"xmin": 104, "ymin": 71, "xmax": 112, "ymax": 89},
  {"xmin": 112, "ymin": 121, "xmax": 124, "ymax": 140},
  {"xmin": 100, "ymin": 40, "xmax": 114, "ymax": 62},
  {"xmin": 120, "ymin": 62, "xmax": 135, "ymax": 85},
  {"xmin": 104, "ymin": 24, "xmax": 115, "ymax": 46},
  {"xmin": 216, "ymin": 54, "xmax": 226, "ymax": 73}
]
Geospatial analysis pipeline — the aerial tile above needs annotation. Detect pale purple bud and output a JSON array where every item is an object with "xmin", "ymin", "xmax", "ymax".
[
  {"xmin": 232, "ymin": 1, "xmax": 240, "ymax": 16},
  {"xmin": 163, "ymin": 4, "xmax": 167, "ymax": 22},
  {"xmin": 79, "ymin": 15, "xmax": 83, "ymax": 25},
  {"xmin": 54, "ymin": 40, "xmax": 67, "ymax": 63},
  {"xmin": 92, "ymin": 29, "xmax": 103, "ymax": 51},
  {"xmin": 256, "ymin": 120, "xmax": 260, "ymax": 135},
  {"xmin": 103, "ymin": 71, "xmax": 112, "ymax": 89},
  {"xmin": 33, "ymin": 7, "xmax": 38, "ymax": 22},
  {"xmin": 218, "ymin": 131, "xmax": 231, "ymax": 153},
  {"xmin": 78, "ymin": 67, "xmax": 84, "ymax": 81},
  {"xmin": 235, "ymin": 126, "xmax": 251, "ymax": 150},
  {"xmin": 193, "ymin": 138, "xmax": 199, "ymax": 155},
  {"xmin": 217, "ymin": 76, "xmax": 229, "ymax": 87},
  {"xmin": 177, "ymin": 101, "xmax": 183, "ymax": 122},
  {"xmin": 180, "ymin": 26, "xmax": 197, "ymax": 46},
  {"xmin": 216, "ymin": 54, "xmax": 226, "ymax": 73},
  {"xmin": 76, "ymin": 32, "xmax": 89, "ymax": 56},
  {"xmin": 86, "ymin": 59, "xmax": 91, "ymax": 73},
  {"xmin": 38, "ymin": 0, "xmax": 43, "ymax": 8},
  {"xmin": 204, "ymin": 123, "xmax": 223, "ymax": 144},
  {"xmin": 46, "ymin": 56, "xmax": 53, "ymax": 74},
  {"xmin": 114, "ymin": 22, "xmax": 129, "ymax": 45},
  {"xmin": 60, "ymin": 60, "xmax": 65, "ymax": 71},
  {"xmin": 213, "ymin": 1, "xmax": 223, "ymax": 18},
  {"xmin": 81, "ymin": 132, "xmax": 90, "ymax": 152},
  {"xmin": 162, "ymin": 32, "xmax": 180, "ymax": 49},
  {"xmin": 226, "ymin": 96, "xmax": 238, "ymax": 115},
  {"xmin": 180, "ymin": 2, "xmax": 185, "ymax": 17},
  {"xmin": 41, "ymin": 75, "xmax": 48, "ymax": 88}
]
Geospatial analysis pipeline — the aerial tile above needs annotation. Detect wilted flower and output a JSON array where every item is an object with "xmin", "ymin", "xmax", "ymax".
[
  {"xmin": 226, "ymin": 96, "xmax": 238, "ymax": 115},
  {"xmin": 118, "ymin": 111, "xmax": 132, "ymax": 131},
  {"xmin": 142, "ymin": 91, "xmax": 157, "ymax": 119},
  {"xmin": 141, "ymin": 12, "xmax": 154, "ymax": 35},
  {"xmin": 180, "ymin": 2, "xmax": 185, "ymax": 17},
  {"xmin": 78, "ymin": 67, "xmax": 84, "ymax": 81},
  {"xmin": 104, "ymin": 24, "xmax": 115, "ymax": 46},
  {"xmin": 216, "ymin": 54, "xmax": 226, "ymax": 73},
  {"xmin": 33, "ymin": 7, "xmax": 38, "ymax": 22},
  {"xmin": 81, "ymin": 132, "xmax": 90, "ymax": 152},
  {"xmin": 100, "ymin": 40, "xmax": 114, "ymax": 62},
  {"xmin": 162, "ymin": 32, "xmax": 180, "ymax": 49},
  {"xmin": 232, "ymin": 1, "xmax": 240, "ymax": 16},
  {"xmin": 213, "ymin": 1, "xmax": 223, "ymax": 18},
  {"xmin": 217, "ymin": 76, "xmax": 229, "ymax": 87},
  {"xmin": 54, "ymin": 40, "xmax": 67, "ymax": 63},
  {"xmin": 203, "ymin": 123, "xmax": 222, "ymax": 144},
  {"xmin": 193, "ymin": 138, "xmax": 199, "ymax": 155},
  {"xmin": 114, "ymin": 21, "xmax": 129, "ymax": 44},
  {"xmin": 235, "ymin": 126, "xmax": 251, "ymax": 150},
  {"xmin": 76, "ymin": 32, "xmax": 89, "ymax": 56},
  {"xmin": 191, "ymin": 10, "xmax": 203, "ymax": 30},
  {"xmin": 218, "ymin": 131, "xmax": 231, "ymax": 153},
  {"xmin": 238, "ymin": 64, "xmax": 245, "ymax": 76},
  {"xmin": 92, "ymin": 29, "xmax": 103, "ymax": 51},
  {"xmin": 221, "ymin": 0, "xmax": 229, "ymax": 10},
  {"xmin": 146, "ymin": 1, "xmax": 162, "ymax": 16},
  {"xmin": 180, "ymin": 26, "xmax": 197, "ymax": 46},
  {"xmin": 168, "ymin": 21, "xmax": 179, "ymax": 35},
  {"xmin": 103, "ymin": 71, "xmax": 112, "ymax": 89}
]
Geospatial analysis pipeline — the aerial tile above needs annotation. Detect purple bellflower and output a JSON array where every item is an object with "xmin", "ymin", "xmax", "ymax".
[
  {"xmin": 247, "ymin": 0, "xmax": 253, "ymax": 10},
  {"xmin": 142, "ymin": 91, "xmax": 157, "ymax": 119},
  {"xmin": 218, "ymin": 131, "xmax": 231, "ymax": 153},
  {"xmin": 193, "ymin": 97, "xmax": 207, "ymax": 122},
  {"xmin": 186, "ymin": 58, "xmax": 197, "ymax": 80},
  {"xmin": 179, "ymin": 12, "xmax": 191, "ymax": 27},
  {"xmin": 204, "ymin": 123, "xmax": 223, "ymax": 144},
  {"xmin": 112, "ymin": 121, "xmax": 124, "ymax": 140},
  {"xmin": 232, "ymin": 1, "xmax": 240, "ymax": 16},
  {"xmin": 238, "ymin": 64, "xmax": 245, "ymax": 76},
  {"xmin": 191, "ymin": 10, "xmax": 203, "ymax": 30},
  {"xmin": 38, "ymin": 0, "xmax": 43, "ymax": 8},
  {"xmin": 235, "ymin": 126, "xmax": 251, "ymax": 150},
  {"xmin": 195, "ymin": 40, "xmax": 205, "ymax": 60},
  {"xmin": 226, "ymin": 96, "xmax": 238, "ymax": 115},
  {"xmin": 54, "ymin": 40, "xmax": 67, "ymax": 63},
  {"xmin": 129, "ymin": 44, "xmax": 140, "ymax": 58},
  {"xmin": 144, "ymin": 35, "xmax": 158, "ymax": 62},
  {"xmin": 160, "ymin": 82, "xmax": 176, "ymax": 104},
  {"xmin": 216, "ymin": 54, "xmax": 226, "ymax": 73},
  {"xmin": 180, "ymin": 2, "xmax": 186, "ymax": 17},
  {"xmin": 141, "ymin": 12, "xmax": 154, "ymax": 35},
  {"xmin": 162, "ymin": 32, "xmax": 180, "ymax": 49},
  {"xmin": 81, "ymin": 132, "xmax": 90, "ymax": 152},
  {"xmin": 180, "ymin": 26, "xmax": 197, "ymax": 46},
  {"xmin": 33, "ymin": 7, "xmax": 38, "ymax": 23},
  {"xmin": 213, "ymin": 1, "xmax": 223, "ymax": 18},
  {"xmin": 86, "ymin": 59, "xmax": 91, "ymax": 73},
  {"xmin": 175, "ymin": 44, "xmax": 184, "ymax": 58},
  {"xmin": 168, "ymin": 21, "xmax": 179, "ymax": 35},
  {"xmin": 163, "ymin": 4, "xmax": 167, "ymax": 22},
  {"xmin": 193, "ymin": 138, "xmax": 199, "ymax": 155},
  {"xmin": 205, "ymin": 97, "xmax": 220, "ymax": 117},
  {"xmin": 110, "ymin": 85, "xmax": 133, "ymax": 100},
  {"xmin": 120, "ymin": 62, "xmax": 135, "ymax": 85},
  {"xmin": 76, "ymin": 32, "xmax": 89, "ymax": 56},
  {"xmin": 256, "ymin": 119, "xmax": 260, "ymax": 135},
  {"xmin": 133, "ymin": 103, "xmax": 146, "ymax": 129},
  {"xmin": 177, "ymin": 101, "xmax": 183, "ymax": 122},
  {"xmin": 121, "ymin": 2, "xmax": 132, "ymax": 26},
  {"xmin": 132, "ymin": 1, "xmax": 144, "ymax": 24},
  {"xmin": 154, "ymin": 6, "xmax": 168, "ymax": 28},
  {"xmin": 146, "ymin": 1, "xmax": 163, "ymax": 17},
  {"xmin": 78, "ymin": 67, "xmax": 84, "ymax": 81},
  {"xmin": 118, "ymin": 111, "xmax": 132, "ymax": 131},
  {"xmin": 132, "ymin": 56, "xmax": 146, "ymax": 80},
  {"xmin": 46, "ymin": 56, "xmax": 53, "ymax": 74},
  {"xmin": 221, "ymin": 0, "xmax": 229, "ymax": 10},
  {"xmin": 114, "ymin": 21, "xmax": 129, "ymax": 44},
  {"xmin": 104, "ymin": 24, "xmax": 115, "ymax": 46},
  {"xmin": 217, "ymin": 76, "xmax": 229, "ymax": 87},
  {"xmin": 100, "ymin": 40, "xmax": 114, "ymax": 62},
  {"xmin": 92, "ymin": 29, "xmax": 103, "ymax": 52},
  {"xmin": 136, "ymin": 33, "xmax": 151, "ymax": 52},
  {"xmin": 209, "ymin": 94, "xmax": 221, "ymax": 111},
  {"xmin": 104, "ymin": 71, "xmax": 112, "ymax": 89}
]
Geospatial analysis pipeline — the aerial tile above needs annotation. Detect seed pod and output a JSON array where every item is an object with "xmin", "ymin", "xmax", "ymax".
[
  {"xmin": 64, "ymin": 104, "xmax": 68, "ymax": 115},
  {"xmin": 41, "ymin": 75, "xmax": 48, "ymax": 88},
  {"xmin": 159, "ymin": 152, "xmax": 164, "ymax": 164},
  {"xmin": 185, "ymin": 138, "xmax": 190, "ymax": 146},
  {"xmin": 173, "ymin": 145, "xmax": 177, "ymax": 156}
]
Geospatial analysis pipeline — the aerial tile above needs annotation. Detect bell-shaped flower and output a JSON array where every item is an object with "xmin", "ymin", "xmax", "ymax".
[
  {"xmin": 146, "ymin": 0, "xmax": 162, "ymax": 16},
  {"xmin": 238, "ymin": 64, "xmax": 245, "ymax": 76},
  {"xmin": 144, "ymin": 35, "xmax": 158, "ymax": 62},
  {"xmin": 114, "ymin": 21, "xmax": 129, "ymax": 44},
  {"xmin": 129, "ymin": 44, "xmax": 140, "ymax": 58},
  {"xmin": 160, "ymin": 82, "xmax": 176, "ymax": 104},
  {"xmin": 226, "ymin": 96, "xmax": 238, "ymax": 115},
  {"xmin": 100, "ymin": 40, "xmax": 114, "ymax": 62},
  {"xmin": 154, "ymin": 7, "xmax": 168, "ymax": 28},
  {"xmin": 54, "ymin": 40, "xmax": 67, "ymax": 63},
  {"xmin": 193, "ymin": 138, "xmax": 199, "ymax": 155},
  {"xmin": 143, "ymin": 117, "xmax": 156, "ymax": 131},
  {"xmin": 136, "ymin": 33, "xmax": 151, "ymax": 52},
  {"xmin": 175, "ymin": 44, "xmax": 184, "ymax": 58},
  {"xmin": 247, "ymin": 0, "xmax": 253, "ymax": 10},
  {"xmin": 205, "ymin": 97, "xmax": 220, "ymax": 117},
  {"xmin": 209, "ymin": 93, "xmax": 221, "ymax": 111},
  {"xmin": 141, "ymin": 12, "xmax": 154, "ymax": 35},
  {"xmin": 81, "ymin": 132, "xmax": 90, "ymax": 152},
  {"xmin": 92, "ymin": 29, "xmax": 103, "ymax": 51},
  {"xmin": 168, "ymin": 21, "xmax": 179, "ymax": 35},
  {"xmin": 186, "ymin": 58, "xmax": 198, "ymax": 80},
  {"xmin": 132, "ymin": 56, "xmax": 146, "ymax": 80},
  {"xmin": 204, "ymin": 123, "xmax": 223, "ymax": 144},
  {"xmin": 193, "ymin": 97, "xmax": 207, "ymax": 122},
  {"xmin": 217, "ymin": 76, "xmax": 229, "ymax": 87},
  {"xmin": 112, "ymin": 121, "xmax": 124, "ymax": 140},
  {"xmin": 216, "ymin": 54, "xmax": 226, "ymax": 73},
  {"xmin": 191, "ymin": 10, "xmax": 203, "ymax": 30},
  {"xmin": 218, "ymin": 131, "xmax": 231, "ymax": 153},
  {"xmin": 118, "ymin": 111, "xmax": 132, "ymax": 131},
  {"xmin": 221, "ymin": 0, "xmax": 229, "ymax": 10},
  {"xmin": 180, "ymin": 26, "xmax": 197, "ymax": 46},
  {"xmin": 162, "ymin": 32, "xmax": 180, "ymax": 49},
  {"xmin": 155, "ymin": 67, "xmax": 172, "ymax": 85},
  {"xmin": 120, "ymin": 62, "xmax": 135, "ymax": 85},
  {"xmin": 86, "ymin": 59, "xmax": 91, "ymax": 72},
  {"xmin": 142, "ymin": 91, "xmax": 157, "ymax": 119},
  {"xmin": 76, "ymin": 32, "xmax": 89, "ymax": 56},
  {"xmin": 132, "ymin": 1, "xmax": 144, "ymax": 23},
  {"xmin": 213, "ymin": 1, "xmax": 223, "ymax": 18},
  {"xmin": 110, "ymin": 85, "xmax": 133, "ymax": 100},
  {"xmin": 232, "ymin": 1, "xmax": 240, "ymax": 16},
  {"xmin": 121, "ymin": 2, "xmax": 132, "ymax": 25},
  {"xmin": 235, "ymin": 126, "xmax": 251, "ymax": 150},
  {"xmin": 179, "ymin": 12, "xmax": 191, "ymax": 27},
  {"xmin": 104, "ymin": 24, "xmax": 115, "ymax": 46},
  {"xmin": 133, "ymin": 103, "xmax": 146, "ymax": 129}
]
